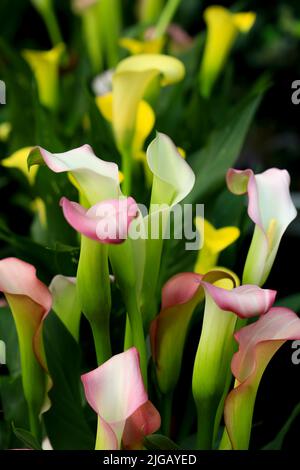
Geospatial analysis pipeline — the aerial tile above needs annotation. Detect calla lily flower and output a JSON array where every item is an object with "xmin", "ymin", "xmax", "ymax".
[
  {"xmin": 199, "ymin": 6, "xmax": 256, "ymax": 98},
  {"xmin": 23, "ymin": 44, "xmax": 65, "ymax": 110},
  {"xmin": 194, "ymin": 217, "xmax": 240, "ymax": 274},
  {"xmin": 141, "ymin": 132, "xmax": 195, "ymax": 326},
  {"xmin": 28, "ymin": 144, "xmax": 120, "ymax": 205},
  {"xmin": 2, "ymin": 147, "xmax": 36, "ymax": 185},
  {"xmin": 96, "ymin": 92, "xmax": 155, "ymax": 162},
  {"xmin": 0, "ymin": 258, "xmax": 51, "ymax": 438},
  {"xmin": 122, "ymin": 401, "xmax": 161, "ymax": 450},
  {"xmin": 227, "ymin": 168, "xmax": 297, "ymax": 286},
  {"xmin": 28, "ymin": 145, "xmax": 119, "ymax": 364},
  {"xmin": 151, "ymin": 268, "xmax": 275, "ymax": 447},
  {"xmin": 151, "ymin": 270, "xmax": 276, "ymax": 396},
  {"xmin": 220, "ymin": 307, "xmax": 300, "ymax": 450},
  {"xmin": 81, "ymin": 347, "xmax": 159, "ymax": 450},
  {"xmin": 60, "ymin": 196, "xmax": 139, "ymax": 244},
  {"xmin": 119, "ymin": 37, "xmax": 164, "ymax": 55},
  {"xmin": 112, "ymin": 54, "xmax": 185, "ymax": 151},
  {"xmin": 49, "ymin": 275, "xmax": 81, "ymax": 341}
]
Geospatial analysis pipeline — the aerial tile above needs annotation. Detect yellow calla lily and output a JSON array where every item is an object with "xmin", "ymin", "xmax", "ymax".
[
  {"xmin": 2, "ymin": 147, "xmax": 37, "ymax": 185},
  {"xmin": 194, "ymin": 217, "xmax": 240, "ymax": 274},
  {"xmin": 112, "ymin": 54, "xmax": 185, "ymax": 151},
  {"xmin": 96, "ymin": 92, "xmax": 155, "ymax": 161},
  {"xmin": 119, "ymin": 37, "xmax": 165, "ymax": 55},
  {"xmin": 199, "ymin": 6, "xmax": 256, "ymax": 98},
  {"xmin": 23, "ymin": 43, "xmax": 65, "ymax": 109}
]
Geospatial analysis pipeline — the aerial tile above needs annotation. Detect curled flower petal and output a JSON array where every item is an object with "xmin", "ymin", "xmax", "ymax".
[
  {"xmin": 81, "ymin": 348, "xmax": 148, "ymax": 450},
  {"xmin": 123, "ymin": 401, "xmax": 161, "ymax": 450},
  {"xmin": 60, "ymin": 197, "xmax": 139, "ymax": 244},
  {"xmin": 151, "ymin": 270, "xmax": 275, "ymax": 394},
  {"xmin": 223, "ymin": 308, "xmax": 300, "ymax": 450},
  {"xmin": 28, "ymin": 144, "xmax": 120, "ymax": 205},
  {"xmin": 227, "ymin": 168, "xmax": 297, "ymax": 285},
  {"xmin": 112, "ymin": 55, "xmax": 185, "ymax": 148},
  {"xmin": 0, "ymin": 258, "xmax": 52, "ymax": 428}
]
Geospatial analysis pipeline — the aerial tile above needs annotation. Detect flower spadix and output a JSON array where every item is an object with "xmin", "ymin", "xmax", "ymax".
[{"xmin": 227, "ymin": 168, "xmax": 297, "ymax": 286}]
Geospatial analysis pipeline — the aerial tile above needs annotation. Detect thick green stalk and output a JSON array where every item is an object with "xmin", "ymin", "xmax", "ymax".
[
  {"xmin": 77, "ymin": 236, "xmax": 112, "ymax": 365},
  {"xmin": 161, "ymin": 391, "xmax": 173, "ymax": 436},
  {"xmin": 139, "ymin": 0, "xmax": 165, "ymax": 23},
  {"xmin": 123, "ymin": 289, "xmax": 148, "ymax": 387},
  {"xmin": 31, "ymin": 0, "xmax": 62, "ymax": 46},
  {"xmin": 82, "ymin": 4, "xmax": 103, "ymax": 73},
  {"xmin": 99, "ymin": 0, "xmax": 121, "ymax": 68},
  {"xmin": 120, "ymin": 145, "xmax": 133, "ymax": 196},
  {"xmin": 192, "ymin": 295, "xmax": 237, "ymax": 449},
  {"xmin": 154, "ymin": 0, "xmax": 181, "ymax": 38}
]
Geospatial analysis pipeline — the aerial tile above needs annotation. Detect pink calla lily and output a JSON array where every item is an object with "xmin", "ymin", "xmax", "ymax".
[
  {"xmin": 151, "ymin": 270, "xmax": 276, "ymax": 394},
  {"xmin": 60, "ymin": 196, "xmax": 139, "ymax": 243},
  {"xmin": 81, "ymin": 347, "xmax": 159, "ymax": 450},
  {"xmin": 221, "ymin": 307, "xmax": 300, "ymax": 450},
  {"xmin": 0, "ymin": 258, "xmax": 52, "ymax": 436},
  {"xmin": 28, "ymin": 145, "xmax": 120, "ymax": 205},
  {"xmin": 227, "ymin": 168, "xmax": 297, "ymax": 285},
  {"xmin": 123, "ymin": 401, "xmax": 161, "ymax": 450}
]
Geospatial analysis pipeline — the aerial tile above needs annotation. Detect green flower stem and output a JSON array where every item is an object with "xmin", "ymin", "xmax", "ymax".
[
  {"xmin": 77, "ymin": 236, "xmax": 112, "ymax": 365},
  {"xmin": 120, "ymin": 145, "xmax": 133, "ymax": 196},
  {"xmin": 124, "ymin": 315, "xmax": 133, "ymax": 350},
  {"xmin": 123, "ymin": 289, "xmax": 148, "ymax": 387},
  {"xmin": 139, "ymin": 0, "xmax": 164, "ymax": 23},
  {"xmin": 192, "ymin": 295, "xmax": 237, "ymax": 449},
  {"xmin": 41, "ymin": 5, "xmax": 63, "ymax": 46},
  {"xmin": 99, "ymin": 0, "xmax": 121, "ymax": 68},
  {"xmin": 82, "ymin": 4, "xmax": 103, "ymax": 73},
  {"xmin": 161, "ymin": 391, "xmax": 173, "ymax": 436},
  {"xmin": 154, "ymin": 0, "xmax": 181, "ymax": 38},
  {"xmin": 28, "ymin": 406, "xmax": 41, "ymax": 442},
  {"xmin": 31, "ymin": 0, "xmax": 62, "ymax": 46}
]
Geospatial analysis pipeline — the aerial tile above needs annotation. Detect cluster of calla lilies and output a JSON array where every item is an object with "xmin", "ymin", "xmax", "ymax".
[{"xmin": 0, "ymin": 0, "xmax": 299, "ymax": 452}]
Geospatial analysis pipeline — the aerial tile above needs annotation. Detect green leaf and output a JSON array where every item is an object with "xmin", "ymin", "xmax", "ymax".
[
  {"xmin": 12, "ymin": 423, "xmax": 42, "ymax": 450},
  {"xmin": 185, "ymin": 80, "xmax": 268, "ymax": 204},
  {"xmin": 144, "ymin": 434, "xmax": 181, "ymax": 450},
  {"xmin": 43, "ymin": 312, "xmax": 95, "ymax": 450},
  {"xmin": 0, "ymin": 220, "xmax": 78, "ymax": 284},
  {"xmin": 262, "ymin": 403, "xmax": 300, "ymax": 450}
]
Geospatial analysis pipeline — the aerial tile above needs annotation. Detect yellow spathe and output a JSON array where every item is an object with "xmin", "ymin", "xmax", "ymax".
[
  {"xmin": 119, "ymin": 37, "xmax": 164, "ymax": 55},
  {"xmin": 96, "ymin": 92, "xmax": 155, "ymax": 161},
  {"xmin": 112, "ymin": 54, "xmax": 185, "ymax": 149},
  {"xmin": 2, "ymin": 147, "xmax": 37, "ymax": 185},
  {"xmin": 23, "ymin": 43, "xmax": 65, "ymax": 109},
  {"xmin": 195, "ymin": 217, "xmax": 240, "ymax": 274},
  {"xmin": 199, "ymin": 6, "xmax": 256, "ymax": 97}
]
